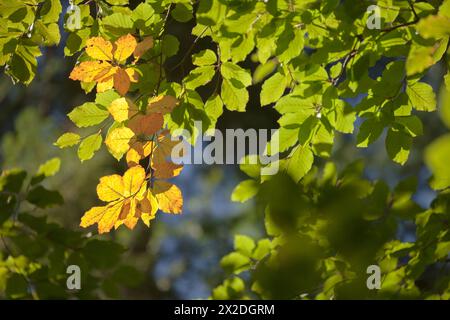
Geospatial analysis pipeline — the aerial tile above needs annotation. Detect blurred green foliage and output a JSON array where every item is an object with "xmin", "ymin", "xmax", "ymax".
[{"xmin": 0, "ymin": 158, "xmax": 145, "ymax": 299}]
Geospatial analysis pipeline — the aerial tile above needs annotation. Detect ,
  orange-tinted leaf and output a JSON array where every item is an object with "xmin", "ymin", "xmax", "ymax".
[
  {"xmin": 153, "ymin": 134, "xmax": 183, "ymax": 164},
  {"xmin": 85, "ymin": 37, "xmax": 113, "ymax": 61},
  {"xmin": 105, "ymin": 127, "xmax": 135, "ymax": 157},
  {"xmin": 97, "ymin": 174, "xmax": 124, "ymax": 202},
  {"xmin": 153, "ymin": 181, "xmax": 183, "ymax": 214},
  {"xmin": 126, "ymin": 140, "xmax": 154, "ymax": 167},
  {"xmin": 70, "ymin": 36, "xmax": 140, "ymax": 95},
  {"xmin": 94, "ymin": 65, "xmax": 118, "ymax": 82},
  {"xmin": 108, "ymin": 97, "xmax": 139, "ymax": 122},
  {"xmin": 113, "ymin": 68, "xmax": 131, "ymax": 96},
  {"xmin": 95, "ymin": 65, "xmax": 119, "ymax": 93},
  {"xmin": 128, "ymin": 113, "xmax": 164, "ymax": 136},
  {"xmin": 123, "ymin": 199, "xmax": 139, "ymax": 229},
  {"xmin": 126, "ymin": 148, "xmax": 142, "ymax": 167},
  {"xmin": 153, "ymin": 161, "xmax": 183, "ymax": 179},
  {"xmin": 134, "ymin": 36, "xmax": 154, "ymax": 60},
  {"xmin": 139, "ymin": 191, "xmax": 158, "ymax": 226},
  {"xmin": 114, "ymin": 200, "xmax": 131, "ymax": 229},
  {"xmin": 113, "ymin": 34, "xmax": 137, "ymax": 63},
  {"xmin": 69, "ymin": 61, "xmax": 113, "ymax": 83},
  {"xmin": 147, "ymin": 95, "xmax": 179, "ymax": 114}
]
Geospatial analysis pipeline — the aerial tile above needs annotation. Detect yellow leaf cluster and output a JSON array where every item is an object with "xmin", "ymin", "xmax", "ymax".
[
  {"xmin": 80, "ymin": 149, "xmax": 184, "ymax": 233},
  {"xmin": 105, "ymin": 95, "xmax": 179, "ymax": 161},
  {"xmin": 80, "ymin": 165, "xmax": 158, "ymax": 233},
  {"xmin": 71, "ymin": 33, "xmax": 184, "ymax": 233},
  {"xmin": 69, "ymin": 34, "xmax": 153, "ymax": 96}
]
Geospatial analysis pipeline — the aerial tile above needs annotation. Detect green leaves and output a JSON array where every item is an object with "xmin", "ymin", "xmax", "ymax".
[
  {"xmin": 40, "ymin": 0, "xmax": 62, "ymax": 24},
  {"xmin": 161, "ymin": 34, "xmax": 180, "ymax": 57},
  {"xmin": 357, "ymin": 118, "xmax": 384, "ymax": 148},
  {"xmin": 26, "ymin": 186, "xmax": 63, "ymax": 208},
  {"xmin": 406, "ymin": 38, "xmax": 448, "ymax": 76},
  {"xmin": 221, "ymin": 79, "xmax": 249, "ymax": 112},
  {"xmin": 385, "ymin": 128, "xmax": 412, "ymax": 165},
  {"xmin": 102, "ymin": 13, "xmax": 134, "ymax": 36},
  {"xmin": 83, "ymin": 240, "xmax": 124, "ymax": 269},
  {"xmin": 0, "ymin": 0, "xmax": 62, "ymax": 84},
  {"xmin": 78, "ymin": 133, "xmax": 103, "ymax": 162},
  {"xmin": 132, "ymin": 2, "xmax": 154, "ymax": 29},
  {"xmin": 68, "ymin": 103, "xmax": 109, "ymax": 128},
  {"xmin": 220, "ymin": 234, "xmax": 268, "ymax": 276},
  {"xmin": 204, "ymin": 94, "xmax": 224, "ymax": 128},
  {"xmin": 260, "ymin": 71, "xmax": 287, "ymax": 106},
  {"xmin": 171, "ymin": 3, "xmax": 193, "ymax": 23},
  {"xmin": 4, "ymin": 0, "xmax": 450, "ymax": 301},
  {"xmin": 31, "ymin": 157, "xmax": 61, "ymax": 185},
  {"xmin": 220, "ymin": 62, "xmax": 252, "ymax": 112},
  {"xmin": 6, "ymin": 45, "xmax": 40, "ymax": 85},
  {"xmin": 184, "ymin": 66, "xmax": 215, "ymax": 90},
  {"xmin": 221, "ymin": 62, "xmax": 252, "ymax": 86},
  {"xmin": 275, "ymin": 26, "xmax": 304, "ymax": 63},
  {"xmin": 395, "ymin": 116, "xmax": 423, "ymax": 137},
  {"xmin": 406, "ymin": 81, "xmax": 437, "ymax": 112},
  {"xmin": 196, "ymin": 0, "xmax": 226, "ymax": 26},
  {"xmin": 192, "ymin": 49, "xmax": 217, "ymax": 66},
  {"xmin": 220, "ymin": 252, "xmax": 251, "ymax": 275},
  {"xmin": 416, "ymin": 15, "xmax": 450, "ymax": 39},
  {"xmin": 212, "ymin": 276, "xmax": 246, "ymax": 300},
  {"xmin": 425, "ymin": 134, "xmax": 450, "ymax": 190},
  {"xmin": 0, "ymin": 161, "xmax": 143, "ymax": 300},
  {"xmin": 234, "ymin": 235, "xmax": 256, "ymax": 257},
  {"xmin": 283, "ymin": 146, "xmax": 314, "ymax": 183},
  {"xmin": 0, "ymin": 168, "xmax": 27, "ymax": 191},
  {"xmin": 231, "ymin": 179, "xmax": 259, "ymax": 203},
  {"xmin": 54, "ymin": 133, "xmax": 81, "ymax": 148}
]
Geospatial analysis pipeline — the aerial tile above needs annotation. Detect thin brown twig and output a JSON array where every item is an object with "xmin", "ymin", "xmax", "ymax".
[{"xmin": 168, "ymin": 26, "xmax": 209, "ymax": 73}]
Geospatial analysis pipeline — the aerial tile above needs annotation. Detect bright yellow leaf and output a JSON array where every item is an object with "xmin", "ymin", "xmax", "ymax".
[
  {"xmin": 126, "ymin": 68, "xmax": 139, "ymax": 83},
  {"xmin": 80, "ymin": 201, "xmax": 124, "ymax": 234},
  {"xmin": 97, "ymin": 201, "xmax": 124, "ymax": 234},
  {"xmin": 153, "ymin": 181, "xmax": 183, "ymax": 214},
  {"xmin": 108, "ymin": 97, "xmax": 139, "ymax": 122},
  {"xmin": 122, "ymin": 165, "xmax": 146, "ymax": 197},
  {"xmin": 85, "ymin": 36, "xmax": 113, "ymax": 61},
  {"xmin": 80, "ymin": 205, "xmax": 108, "ymax": 228},
  {"xmin": 105, "ymin": 127, "xmax": 135, "ymax": 157},
  {"xmin": 113, "ymin": 34, "xmax": 137, "ymax": 63},
  {"xmin": 80, "ymin": 165, "xmax": 153, "ymax": 233},
  {"xmin": 97, "ymin": 76, "xmax": 114, "ymax": 92},
  {"xmin": 97, "ymin": 174, "xmax": 124, "ymax": 202},
  {"xmin": 69, "ymin": 61, "xmax": 113, "ymax": 83}
]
